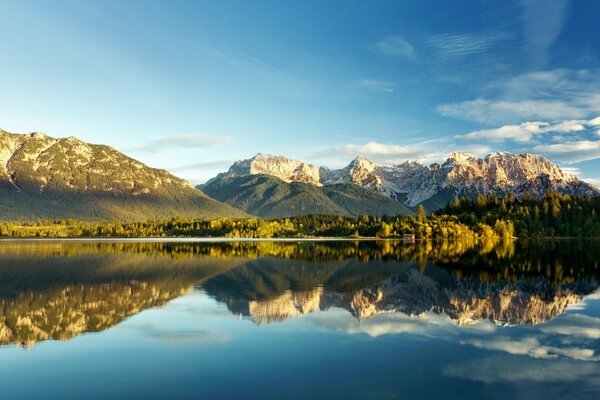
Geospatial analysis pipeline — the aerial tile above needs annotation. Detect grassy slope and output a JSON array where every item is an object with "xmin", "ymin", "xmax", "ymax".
[
  {"xmin": 0, "ymin": 186, "xmax": 248, "ymax": 221},
  {"xmin": 201, "ymin": 174, "xmax": 413, "ymax": 218}
]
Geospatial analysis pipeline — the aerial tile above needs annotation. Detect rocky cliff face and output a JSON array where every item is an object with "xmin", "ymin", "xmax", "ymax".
[
  {"xmin": 0, "ymin": 129, "xmax": 188, "ymax": 195},
  {"xmin": 215, "ymin": 153, "xmax": 322, "ymax": 186},
  {"xmin": 211, "ymin": 152, "xmax": 598, "ymax": 209}
]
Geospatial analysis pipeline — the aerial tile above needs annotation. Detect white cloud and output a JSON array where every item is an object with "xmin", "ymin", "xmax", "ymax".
[
  {"xmin": 444, "ymin": 356, "xmax": 600, "ymax": 385},
  {"xmin": 533, "ymin": 139, "xmax": 600, "ymax": 163},
  {"xmin": 584, "ymin": 178, "xmax": 600, "ymax": 189},
  {"xmin": 312, "ymin": 141, "xmax": 434, "ymax": 164},
  {"xmin": 308, "ymin": 309, "xmax": 495, "ymax": 338},
  {"xmin": 344, "ymin": 141, "xmax": 419, "ymax": 156},
  {"xmin": 375, "ymin": 35, "xmax": 416, "ymax": 60},
  {"xmin": 462, "ymin": 336, "xmax": 599, "ymax": 361},
  {"xmin": 590, "ymin": 117, "xmax": 600, "ymax": 126},
  {"xmin": 425, "ymin": 32, "xmax": 511, "ymax": 60},
  {"xmin": 311, "ymin": 140, "xmax": 491, "ymax": 166},
  {"xmin": 457, "ymin": 119, "xmax": 589, "ymax": 143},
  {"xmin": 540, "ymin": 314, "xmax": 600, "ymax": 339}
]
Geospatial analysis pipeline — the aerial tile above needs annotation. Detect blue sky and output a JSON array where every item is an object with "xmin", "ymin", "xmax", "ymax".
[{"xmin": 1, "ymin": 0, "xmax": 600, "ymax": 185}]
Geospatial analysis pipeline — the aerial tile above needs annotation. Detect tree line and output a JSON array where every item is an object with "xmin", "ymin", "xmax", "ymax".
[
  {"xmin": 1, "ymin": 191, "xmax": 597, "ymax": 239},
  {"xmin": 0, "ymin": 209, "xmax": 511, "ymax": 241},
  {"xmin": 439, "ymin": 190, "xmax": 600, "ymax": 238}
]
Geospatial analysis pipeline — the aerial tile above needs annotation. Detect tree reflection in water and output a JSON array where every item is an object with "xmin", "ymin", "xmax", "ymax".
[{"xmin": 0, "ymin": 239, "xmax": 598, "ymax": 346}]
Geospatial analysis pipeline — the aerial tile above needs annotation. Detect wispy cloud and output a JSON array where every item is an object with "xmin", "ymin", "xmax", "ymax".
[
  {"xmin": 438, "ymin": 69, "xmax": 600, "ymax": 124},
  {"xmin": 128, "ymin": 134, "xmax": 233, "ymax": 153},
  {"xmin": 534, "ymin": 139, "xmax": 600, "ymax": 163},
  {"xmin": 539, "ymin": 314, "xmax": 600, "ymax": 339},
  {"xmin": 438, "ymin": 98, "xmax": 587, "ymax": 124},
  {"xmin": 462, "ymin": 336, "xmax": 599, "ymax": 361},
  {"xmin": 312, "ymin": 141, "xmax": 440, "ymax": 165},
  {"xmin": 170, "ymin": 159, "xmax": 235, "ymax": 172},
  {"xmin": 424, "ymin": 32, "xmax": 511, "ymax": 60},
  {"xmin": 311, "ymin": 140, "xmax": 490, "ymax": 166},
  {"xmin": 455, "ymin": 116, "xmax": 600, "ymax": 163},
  {"xmin": 457, "ymin": 119, "xmax": 590, "ymax": 143},
  {"xmin": 521, "ymin": 0, "xmax": 569, "ymax": 65},
  {"xmin": 355, "ymin": 79, "xmax": 397, "ymax": 93},
  {"xmin": 444, "ymin": 356, "xmax": 600, "ymax": 385},
  {"xmin": 375, "ymin": 35, "xmax": 416, "ymax": 60}
]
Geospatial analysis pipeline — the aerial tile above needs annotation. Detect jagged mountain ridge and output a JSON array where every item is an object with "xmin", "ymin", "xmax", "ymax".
[
  {"xmin": 0, "ymin": 129, "xmax": 246, "ymax": 221},
  {"xmin": 207, "ymin": 152, "xmax": 599, "ymax": 210}
]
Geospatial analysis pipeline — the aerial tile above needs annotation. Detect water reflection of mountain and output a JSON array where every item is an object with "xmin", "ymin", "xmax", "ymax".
[
  {"xmin": 200, "ymin": 240, "xmax": 600, "ymax": 326},
  {"xmin": 0, "ymin": 246, "xmax": 246, "ymax": 347},
  {"xmin": 224, "ymin": 268, "xmax": 596, "ymax": 325},
  {"xmin": 0, "ymin": 240, "xmax": 598, "ymax": 346}
]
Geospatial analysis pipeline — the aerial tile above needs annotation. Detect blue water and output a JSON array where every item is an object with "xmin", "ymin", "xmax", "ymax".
[{"xmin": 0, "ymin": 240, "xmax": 598, "ymax": 399}]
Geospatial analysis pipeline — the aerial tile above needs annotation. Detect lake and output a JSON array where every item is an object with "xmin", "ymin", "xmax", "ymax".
[{"xmin": 0, "ymin": 239, "xmax": 599, "ymax": 399}]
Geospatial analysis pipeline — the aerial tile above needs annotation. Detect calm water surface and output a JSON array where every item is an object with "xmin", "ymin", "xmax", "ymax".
[{"xmin": 0, "ymin": 239, "xmax": 599, "ymax": 399}]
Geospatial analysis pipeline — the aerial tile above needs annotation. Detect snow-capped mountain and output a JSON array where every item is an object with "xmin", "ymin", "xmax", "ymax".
[{"xmin": 211, "ymin": 152, "xmax": 599, "ymax": 209}]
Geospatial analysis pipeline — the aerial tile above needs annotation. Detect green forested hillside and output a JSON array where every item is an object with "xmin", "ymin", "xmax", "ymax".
[
  {"xmin": 439, "ymin": 191, "xmax": 600, "ymax": 237},
  {"xmin": 201, "ymin": 174, "xmax": 413, "ymax": 217},
  {"xmin": 0, "ymin": 186, "xmax": 247, "ymax": 221}
]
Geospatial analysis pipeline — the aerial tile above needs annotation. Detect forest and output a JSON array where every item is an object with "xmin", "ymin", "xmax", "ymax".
[
  {"xmin": 439, "ymin": 190, "xmax": 600, "ymax": 238},
  {"xmin": 0, "ymin": 191, "xmax": 598, "ymax": 239}
]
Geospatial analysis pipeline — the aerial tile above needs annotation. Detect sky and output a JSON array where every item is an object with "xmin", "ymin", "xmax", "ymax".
[{"xmin": 1, "ymin": 0, "xmax": 600, "ymax": 185}]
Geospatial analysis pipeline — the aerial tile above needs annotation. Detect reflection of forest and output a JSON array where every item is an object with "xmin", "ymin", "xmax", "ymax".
[{"xmin": 0, "ymin": 239, "xmax": 598, "ymax": 346}]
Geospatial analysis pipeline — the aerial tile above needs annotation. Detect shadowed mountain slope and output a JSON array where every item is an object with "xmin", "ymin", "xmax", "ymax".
[{"xmin": 201, "ymin": 174, "xmax": 413, "ymax": 218}]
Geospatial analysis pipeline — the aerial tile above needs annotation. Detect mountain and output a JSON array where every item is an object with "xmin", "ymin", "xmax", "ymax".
[
  {"xmin": 207, "ymin": 152, "xmax": 599, "ymax": 211},
  {"xmin": 0, "ymin": 129, "xmax": 246, "ymax": 221},
  {"xmin": 223, "ymin": 153, "xmax": 322, "ymax": 185},
  {"xmin": 323, "ymin": 152, "xmax": 599, "ymax": 210},
  {"xmin": 201, "ymin": 174, "xmax": 413, "ymax": 218}
]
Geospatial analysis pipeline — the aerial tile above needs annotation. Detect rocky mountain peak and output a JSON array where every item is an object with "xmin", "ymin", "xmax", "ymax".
[
  {"xmin": 447, "ymin": 151, "xmax": 476, "ymax": 164},
  {"xmin": 30, "ymin": 131, "xmax": 49, "ymax": 139},
  {"xmin": 221, "ymin": 153, "xmax": 322, "ymax": 186}
]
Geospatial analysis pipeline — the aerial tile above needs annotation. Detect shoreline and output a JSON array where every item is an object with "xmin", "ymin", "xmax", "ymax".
[
  {"xmin": 0, "ymin": 237, "xmax": 408, "ymax": 243},
  {"xmin": 0, "ymin": 236, "xmax": 597, "ymax": 243}
]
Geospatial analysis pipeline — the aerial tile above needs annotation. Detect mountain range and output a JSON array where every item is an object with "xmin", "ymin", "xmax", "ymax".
[
  {"xmin": 0, "ymin": 128, "xmax": 597, "ymax": 221},
  {"xmin": 204, "ymin": 152, "xmax": 599, "ymax": 212}
]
